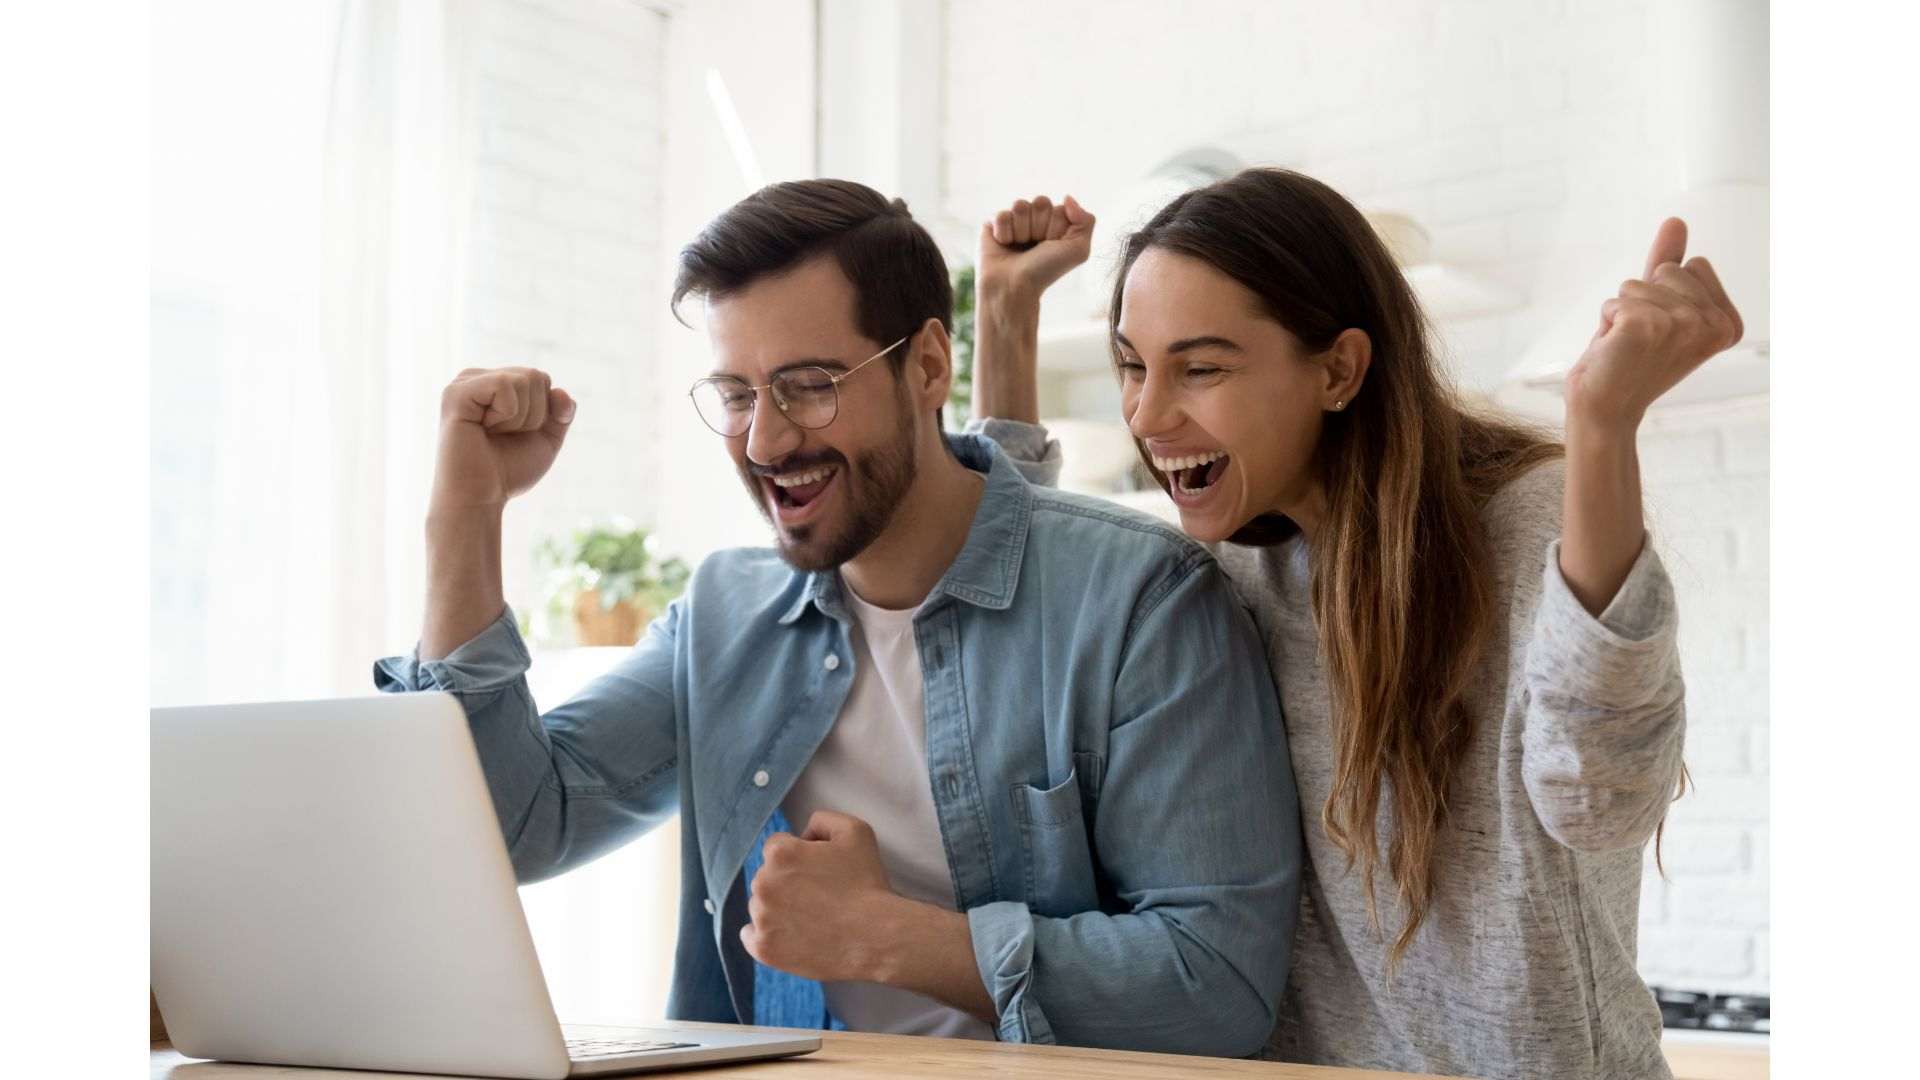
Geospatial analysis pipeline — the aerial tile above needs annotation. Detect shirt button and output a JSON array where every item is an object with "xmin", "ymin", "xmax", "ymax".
[
  {"xmin": 752, "ymin": 769, "xmax": 770, "ymax": 788},
  {"xmin": 823, "ymin": 654, "xmax": 840, "ymax": 671},
  {"xmin": 703, "ymin": 898, "xmax": 716, "ymax": 915}
]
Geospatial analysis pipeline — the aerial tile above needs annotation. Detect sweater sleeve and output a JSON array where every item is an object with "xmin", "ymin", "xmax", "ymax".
[
  {"xmin": 964, "ymin": 417, "xmax": 1061, "ymax": 488},
  {"xmin": 1504, "ymin": 465, "xmax": 1688, "ymax": 853}
]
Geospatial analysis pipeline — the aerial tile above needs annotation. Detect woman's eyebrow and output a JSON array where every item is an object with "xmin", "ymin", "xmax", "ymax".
[
  {"xmin": 1112, "ymin": 331, "xmax": 1243, "ymax": 355},
  {"xmin": 1167, "ymin": 335, "xmax": 1243, "ymax": 354}
]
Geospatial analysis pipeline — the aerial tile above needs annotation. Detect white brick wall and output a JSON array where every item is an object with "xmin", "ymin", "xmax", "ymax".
[
  {"xmin": 943, "ymin": 0, "xmax": 1768, "ymax": 995},
  {"xmin": 460, "ymin": 0, "xmax": 668, "ymax": 637},
  {"xmin": 1636, "ymin": 397, "xmax": 1770, "ymax": 995}
]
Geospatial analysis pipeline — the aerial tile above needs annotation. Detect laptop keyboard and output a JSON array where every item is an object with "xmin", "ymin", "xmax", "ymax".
[{"xmin": 566, "ymin": 1036, "xmax": 700, "ymax": 1060}]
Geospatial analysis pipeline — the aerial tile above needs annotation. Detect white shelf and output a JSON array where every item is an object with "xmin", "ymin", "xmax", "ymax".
[
  {"xmin": 1036, "ymin": 318, "xmax": 1116, "ymax": 372},
  {"xmin": 1512, "ymin": 343, "xmax": 1770, "ymax": 407},
  {"xmin": 1402, "ymin": 262, "xmax": 1524, "ymax": 321}
]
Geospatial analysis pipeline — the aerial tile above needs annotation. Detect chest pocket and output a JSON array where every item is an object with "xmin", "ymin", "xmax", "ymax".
[{"xmin": 1010, "ymin": 752, "xmax": 1104, "ymax": 917}]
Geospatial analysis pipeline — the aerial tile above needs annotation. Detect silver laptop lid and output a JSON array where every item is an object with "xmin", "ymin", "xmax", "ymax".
[{"xmin": 152, "ymin": 693, "xmax": 573, "ymax": 1080}]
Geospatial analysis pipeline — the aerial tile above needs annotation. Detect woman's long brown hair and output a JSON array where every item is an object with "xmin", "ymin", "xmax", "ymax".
[{"xmin": 1112, "ymin": 169, "xmax": 1671, "ymax": 968}]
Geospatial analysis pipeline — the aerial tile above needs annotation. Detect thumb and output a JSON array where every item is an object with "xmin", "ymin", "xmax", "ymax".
[
  {"xmin": 541, "ymin": 387, "xmax": 576, "ymax": 445},
  {"xmin": 800, "ymin": 810, "xmax": 865, "ymax": 843},
  {"xmin": 1643, "ymin": 216, "xmax": 1687, "ymax": 280},
  {"xmin": 1063, "ymin": 194, "xmax": 1096, "ymax": 232}
]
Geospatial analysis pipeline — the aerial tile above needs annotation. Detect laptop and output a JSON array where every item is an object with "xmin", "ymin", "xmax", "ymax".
[{"xmin": 152, "ymin": 693, "xmax": 820, "ymax": 1078}]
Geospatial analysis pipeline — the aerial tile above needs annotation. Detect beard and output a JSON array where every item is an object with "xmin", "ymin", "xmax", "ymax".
[{"xmin": 738, "ymin": 395, "xmax": 918, "ymax": 573}]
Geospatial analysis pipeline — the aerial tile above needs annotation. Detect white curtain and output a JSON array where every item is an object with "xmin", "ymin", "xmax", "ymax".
[
  {"xmin": 153, "ymin": 0, "xmax": 678, "ymax": 1023},
  {"xmin": 151, "ymin": 0, "xmax": 469, "ymax": 706}
]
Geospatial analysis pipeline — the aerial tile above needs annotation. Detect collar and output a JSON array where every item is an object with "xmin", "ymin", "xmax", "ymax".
[{"xmin": 774, "ymin": 433, "xmax": 1033, "ymax": 625}]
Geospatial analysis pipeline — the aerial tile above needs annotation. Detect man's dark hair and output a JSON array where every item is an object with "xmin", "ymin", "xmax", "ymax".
[{"xmin": 672, "ymin": 179, "xmax": 954, "ymax": 380}]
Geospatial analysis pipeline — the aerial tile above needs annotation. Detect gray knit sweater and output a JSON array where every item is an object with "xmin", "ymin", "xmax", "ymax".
[
  {"xmin": 1218, "ymin": 459, "xmax": 1682, "ymax": 1080},
  {"xmin": 974, "ymin": 422, "xmax": 1684, "ymax": 1079}
]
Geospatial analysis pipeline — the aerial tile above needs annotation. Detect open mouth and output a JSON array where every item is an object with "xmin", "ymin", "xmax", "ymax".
[
  {"xmin": 763, "ymin": 463, "xmax": 841, "ymax": 524},
  {"xmin": 1152, "ymin": 450, "xmax": 1230, "ymax": 498}
]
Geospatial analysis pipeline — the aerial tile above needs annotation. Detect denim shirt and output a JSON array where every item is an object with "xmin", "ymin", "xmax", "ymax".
[{"xmin": 373, "ymin": 431, "xmax": 1301, "ymax": 1058}]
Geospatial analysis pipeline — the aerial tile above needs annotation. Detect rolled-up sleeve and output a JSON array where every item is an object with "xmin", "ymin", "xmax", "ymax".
[
  {"xmin": 1521, "ymin": 537, "xmax": 1687, "ymax": 852},
  {"xmin": 373, "ymin": 607, "xmax": 532, "ymax": 700},
  {"xmin": 965, "ymin": 555, "xmax": 1301, "ymax": 1057},
  {"xmin": 374, "ymin": 603, "xmax": 682, "ymax": 882}
]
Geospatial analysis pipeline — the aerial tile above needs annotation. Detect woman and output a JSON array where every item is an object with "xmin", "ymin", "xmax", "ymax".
[{"xmin": 969, "ymin": 170, "xmax": 1742, "ymax": 1079}]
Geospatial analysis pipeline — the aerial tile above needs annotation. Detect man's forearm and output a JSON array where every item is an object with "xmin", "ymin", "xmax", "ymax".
[
  {"xmin": 972, "ymin": 281, "xmax": 1042, "ymax": 425},
  {"xmin": 421, "ymin": 503, "xmax": 507, "ymax": 660},
  {"xmin": 861, "ymin": 896, "xmax": 997, "ymax": 1026}
]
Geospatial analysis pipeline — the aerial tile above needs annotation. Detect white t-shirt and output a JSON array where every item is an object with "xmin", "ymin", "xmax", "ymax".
[{"xmin": 778, "ymin": 582, "xmax": 997, "ymax": 1041}]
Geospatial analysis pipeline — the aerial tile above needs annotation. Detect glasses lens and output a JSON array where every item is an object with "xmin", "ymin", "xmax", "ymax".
[
  {"xmin": 691, "ymin": 378, "xmax": 755, "ymax": 436},
  {"xmin": 771, "ymin": 368, "xmax": 839, "ymax": 429}
]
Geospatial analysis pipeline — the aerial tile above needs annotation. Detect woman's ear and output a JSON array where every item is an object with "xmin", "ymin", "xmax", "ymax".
[{"xmin": 1321, "ymin": 328, "xmax": 1372, "ymax": 411}]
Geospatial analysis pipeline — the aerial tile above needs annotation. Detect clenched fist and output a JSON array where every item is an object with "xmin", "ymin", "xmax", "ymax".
[
  {"xmin": 1566, "ymin": 218, "xmax": 1745, "ymax": 431},
  {"xmin": 430, "ymin": 366, "xmax": 576, "ymax": 512},
  {"xmin": 739, "ymin": 811, "xmax": 902, "ymax": 984},
  {"xmin": 978, "ymin": 193, "xmax": 1097, "ymax": 301}
]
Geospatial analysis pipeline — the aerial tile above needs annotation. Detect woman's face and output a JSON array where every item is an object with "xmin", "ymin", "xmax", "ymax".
[{"xmin": 1115, "ymin": 247, "xmax": 1333, "ymax": 543}]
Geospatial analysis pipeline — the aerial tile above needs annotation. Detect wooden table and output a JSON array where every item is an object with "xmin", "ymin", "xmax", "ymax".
[
  {"xmin": 151, "ymin": 1023, "xmax": 1458, "ymax": 1079},
  {"xmin": 152, "ymin": 1023, "xmax": 1768, "ymax": 1079}
]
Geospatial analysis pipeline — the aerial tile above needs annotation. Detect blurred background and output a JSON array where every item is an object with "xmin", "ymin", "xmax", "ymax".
[{"xmin": 151, "ymin": 0, "xmax": 1769, "ymax": 1036}]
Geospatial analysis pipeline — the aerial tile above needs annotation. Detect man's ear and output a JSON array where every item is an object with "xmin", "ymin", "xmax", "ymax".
[
  {"xmin": 907, "ymin": 317, "xmax": 954, "ymax": 410},
  {"xmin": 1320, "ymin": 327, "xmax": 1372, "ymax": 408}
]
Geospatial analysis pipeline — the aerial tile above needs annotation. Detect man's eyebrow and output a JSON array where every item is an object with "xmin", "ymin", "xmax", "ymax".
[
  {"xmin": 1111, "ymin": 332, "xmax": 1244, "ymax": 355},
  {"xmin": 777, "ymin": 358, "xmax": 849, "ymax": 374},
  {"xmin": 707, "ymin": 357, "xmax": 850, "ymax": 378}
]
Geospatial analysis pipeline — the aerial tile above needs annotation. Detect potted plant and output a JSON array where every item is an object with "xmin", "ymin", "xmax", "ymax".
[
  {"xmin": 537, "ymin": 519, "xmax": 691, "ymax": 647},
  {"xmin": 947, "ymin": 263, "xmax": 975, "ymax": 428}
]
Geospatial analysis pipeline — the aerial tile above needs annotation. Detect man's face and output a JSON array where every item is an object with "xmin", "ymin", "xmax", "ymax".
[{"xmin": 705, "ymin": 255, "xmax": 921, "ymax": 571}]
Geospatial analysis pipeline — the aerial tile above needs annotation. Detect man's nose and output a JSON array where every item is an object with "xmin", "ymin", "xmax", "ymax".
[{"xmin": 743, "ymin": 388, "xmax": 802, "ymax": 466}]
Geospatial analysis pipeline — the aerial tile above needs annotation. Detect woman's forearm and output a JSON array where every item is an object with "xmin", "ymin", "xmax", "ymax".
[
  {"xmin": 1558, "ymin": 417, "xmax": 1647, "ymax": 616},
  {"xmin": 972, "ymin": 280, "xmax": 1043, "ymax": 424}
]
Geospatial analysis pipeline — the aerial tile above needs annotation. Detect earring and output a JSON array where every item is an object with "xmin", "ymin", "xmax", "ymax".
[{"xmin": 1333, "ymin": 399, "xmax": 1345, "ymax": 411}]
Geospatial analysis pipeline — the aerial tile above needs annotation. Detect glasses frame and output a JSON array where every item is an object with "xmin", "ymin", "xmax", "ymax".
[{"xmin": 687, "ymin": 335, "xmax": 910, "ymax": 437}]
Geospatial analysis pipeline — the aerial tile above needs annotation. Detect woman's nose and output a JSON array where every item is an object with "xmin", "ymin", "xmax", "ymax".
[{"xmin": 1125, "ymin": 373, "xmax": 1182, "ymax": 440}]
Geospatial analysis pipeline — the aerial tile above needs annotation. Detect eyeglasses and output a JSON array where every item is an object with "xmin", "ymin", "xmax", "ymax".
[{"xmin": 687, "ymin": 336, "xmax": 908, "ymax": 437}]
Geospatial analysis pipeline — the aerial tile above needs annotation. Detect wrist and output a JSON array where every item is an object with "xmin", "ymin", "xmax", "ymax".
[
  {"xmin": 427, "ymin": 495, "xmax": 506, "ymax": 527},
  {"xmin": 856, "ymin": 893, "xmax": 956, "ymax": 987},
  {"xmin": 1562, "ymin": 379, "xmax": 1645, "ymax": 439},
  {"xmin": 975, "ymin": 274, "xmax": 1041, "ymax": 312},
  {"xmin": 1563, "ymin": 405, "xmax": 1642, "ymax": 452}
]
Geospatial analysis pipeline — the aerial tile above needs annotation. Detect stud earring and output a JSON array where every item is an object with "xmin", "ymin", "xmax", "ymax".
[{"xmin": 1333, "ymin": 399, "xmax": 1346, "ymax": 411}]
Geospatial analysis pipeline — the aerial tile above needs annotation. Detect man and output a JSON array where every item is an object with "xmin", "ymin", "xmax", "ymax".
[{"xmin": 374, "ymin": 179, "xmax": 1300, "ymax": 1057}]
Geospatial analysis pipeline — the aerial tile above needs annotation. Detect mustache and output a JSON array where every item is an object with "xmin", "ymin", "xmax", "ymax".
[{"xmin": 745, "ymin": 450, "xmax": 846, "ymax": 479}]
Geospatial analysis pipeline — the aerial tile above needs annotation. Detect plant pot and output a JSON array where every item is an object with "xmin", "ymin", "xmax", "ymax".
[{"xmin": 572, "ymin": 590, "xmax": 650, "ymax": 647}]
